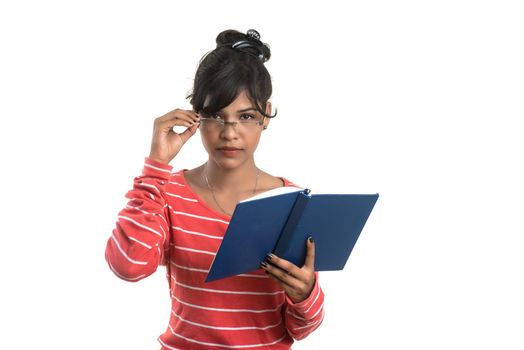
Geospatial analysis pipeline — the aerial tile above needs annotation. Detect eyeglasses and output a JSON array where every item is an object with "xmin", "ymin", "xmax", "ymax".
[{"xmin": 199, "ymin": 114, "xmax": 265, "ymax": 132}]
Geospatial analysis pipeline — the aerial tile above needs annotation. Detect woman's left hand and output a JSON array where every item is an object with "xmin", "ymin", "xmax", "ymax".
[{"xmin": 261, "ymin": 237, "xmax": 316, "ymax": 303}]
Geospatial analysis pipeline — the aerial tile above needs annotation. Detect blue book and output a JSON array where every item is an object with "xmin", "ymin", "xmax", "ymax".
[{"xmin": 205, "ymin": 187, "xmax": 379, "ymax": 282}]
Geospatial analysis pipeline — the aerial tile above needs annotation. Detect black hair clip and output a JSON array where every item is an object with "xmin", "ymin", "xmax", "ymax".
[
  {"xmin": 230, "ymin": 29, "xmax": 267, "ymax": 62},
  {"xmin": 246, "ymin": 29, "xmax": 261, "ymax": 41}
]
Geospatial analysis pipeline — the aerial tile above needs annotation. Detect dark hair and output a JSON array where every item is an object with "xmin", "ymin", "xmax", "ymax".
[{"xmin": 187, "ymin": 29, "xmax": 277, "ymax": 119}]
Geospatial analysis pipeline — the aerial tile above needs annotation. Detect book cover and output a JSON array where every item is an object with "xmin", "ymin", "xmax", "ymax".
[{"xmin": 205, "ymin": 188, "xmax": 379, "ymax": 282}]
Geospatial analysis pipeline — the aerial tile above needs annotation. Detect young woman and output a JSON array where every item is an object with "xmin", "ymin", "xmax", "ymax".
[{"xmin": 105, "ymin": 29, "xmax": 325, "ymax": 350}]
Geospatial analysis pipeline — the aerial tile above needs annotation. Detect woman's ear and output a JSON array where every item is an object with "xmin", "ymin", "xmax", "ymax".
[{"xmin": 263, "ymin": 101, "xmax": 272, "ymax": 130}]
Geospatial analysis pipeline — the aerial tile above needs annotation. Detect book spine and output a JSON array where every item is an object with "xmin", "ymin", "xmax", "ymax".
[{"xmin": 273, "ymin": 189, "xmax": 311, "ymax": 257}]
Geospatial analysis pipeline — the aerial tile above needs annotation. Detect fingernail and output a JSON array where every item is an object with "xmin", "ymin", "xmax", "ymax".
[
  {"xmin": 266, "ymin": 253, "xmax": 274, "ymax": 261},
  {"xmin": 308, "ymin": 236, "xmax": 314, "ymax": 243},
  {"xmin": 260, "ymin": 261, "xmax": 268, "ymax": 268}
]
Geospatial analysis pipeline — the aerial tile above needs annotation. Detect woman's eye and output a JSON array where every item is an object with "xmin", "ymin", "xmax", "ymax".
[
  {"xmin": 200, "ymin": 110, "xmax": 222, "ymax": 119},
  {"xmin": 239, "ymin": 113, "xmax": 255, "ymax": 120}
]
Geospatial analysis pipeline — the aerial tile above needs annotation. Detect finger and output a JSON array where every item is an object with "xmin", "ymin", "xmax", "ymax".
[
  {"xmin": 304, "ymin": 236, "xmax": 315, "ymax": 270},
  {"xmin": 156, "ymin": 117, "xmax": 193, "ymax": 132},
  {"xmin": 177, "ymin": 110, "xmax": 200, "ymax": 123},
  {"xmin": 161, "ymin": 109, "xmax": 199, "ymax": 120},
  {"xmin": 178, "ymin": 122, "xmax": 200, "ymax": 144},
  {"xmin": 166, "ymin": 112, "xmax": 199, "ymax": 130},
  {"xmin": 156, "ymin": 109, "xmax": 184, "ymax": 123},
  {"xmin": 261, "ymin": 261, "xmax": 298, "ymax": 289},
  {"xmin": 171, "ymin": 118, "xmax": 195, "ymax": 129},
  {"xmin": 264, "ymin": 256, "xmax": 307, "ymax": 285},
  {"xmin": 265, "ymin": 253, "xmax": 301, "ymax": 277},
  {"xmin": 157, "ymin": 109, "xmax": 199, "ymax": 127},
  {"xmin": 171, "ymin": 114, "xmax": 198, "ymax": 128},
  {"xmin": 265, "ymin": 269, "xmax": 294, "ymax": 292}
]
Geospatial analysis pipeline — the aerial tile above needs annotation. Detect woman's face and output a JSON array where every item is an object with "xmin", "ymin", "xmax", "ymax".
[{"xmin": 199, "ymin": 90, "xmax": 270, "ymax": 170}]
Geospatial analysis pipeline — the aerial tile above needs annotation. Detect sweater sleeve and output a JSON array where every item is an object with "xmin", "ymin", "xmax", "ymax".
[
  {"xmin": 283, "ymin": 272, "xmax": 325, "ymax": 340},
  {"xmin": 105, "ymin": 157, "xmax": 173, "ymax": 282}
]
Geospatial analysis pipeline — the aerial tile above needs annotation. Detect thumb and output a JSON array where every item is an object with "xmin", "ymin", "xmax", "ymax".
[
  {"xmin": 178, "ymin": 122, "xmax": 199, "ymax": 144},
  {"xmin": 304, "ymin": 236, "xmax": 315, "ymax": 270}
]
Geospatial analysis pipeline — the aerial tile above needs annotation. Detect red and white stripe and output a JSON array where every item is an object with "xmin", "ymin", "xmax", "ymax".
[{"xmin": 105, "ymin": 157, "xmax": 325, "ymax": 349}]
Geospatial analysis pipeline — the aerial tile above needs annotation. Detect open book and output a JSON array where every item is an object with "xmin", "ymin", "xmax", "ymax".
[{"xmin": 205, "ymin": 187, "xmax": 379, "ymax": 282}]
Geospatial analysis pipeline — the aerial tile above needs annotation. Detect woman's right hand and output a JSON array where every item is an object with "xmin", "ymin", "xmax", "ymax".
[{"xmin": 148, "ymin": 109, "xmax": 200, "ymax": 165}]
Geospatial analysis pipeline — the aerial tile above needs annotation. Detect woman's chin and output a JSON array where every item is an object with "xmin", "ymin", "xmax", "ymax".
[{"xmin": 211, "ymin": 154, "xmax": 250, "ymax": 170}]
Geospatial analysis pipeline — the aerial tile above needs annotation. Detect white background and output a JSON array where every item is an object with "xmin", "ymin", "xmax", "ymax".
[{"xmin": 1, "ymin": 1, "xmax": 523, "ymax": 349}]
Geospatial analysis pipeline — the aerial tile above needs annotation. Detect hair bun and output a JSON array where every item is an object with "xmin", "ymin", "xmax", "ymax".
[{"xmin": 216, "ymin": 29, "xmax": 271, "ymax": 62}]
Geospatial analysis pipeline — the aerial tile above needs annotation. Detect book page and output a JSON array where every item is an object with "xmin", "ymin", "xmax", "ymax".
[{"xmin": 240, "ymin": 186, "xmax": 303, "ymax": 203}]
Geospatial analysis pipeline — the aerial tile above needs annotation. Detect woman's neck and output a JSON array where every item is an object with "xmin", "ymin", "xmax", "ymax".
[{"xmin": 204, "ymin": 159, "xmax": 259, "ymax": 194}]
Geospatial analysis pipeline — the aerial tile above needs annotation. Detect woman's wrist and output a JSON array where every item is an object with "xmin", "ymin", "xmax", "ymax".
[{"xmin": 148, "ymin": 154, "xmax": 170, "ymax": 165}]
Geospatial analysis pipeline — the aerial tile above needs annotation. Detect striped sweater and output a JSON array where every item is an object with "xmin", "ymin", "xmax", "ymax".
[{"xmin": 105, "ymin": 157, "xmax": 325, "ymax": 349}]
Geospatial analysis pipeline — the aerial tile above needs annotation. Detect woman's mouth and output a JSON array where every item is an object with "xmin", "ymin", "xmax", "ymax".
[{"xmin": 217, "ymin": 147, "xmax": 241, "ymax": 157}]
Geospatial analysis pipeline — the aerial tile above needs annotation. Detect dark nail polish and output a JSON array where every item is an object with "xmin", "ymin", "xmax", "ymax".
[
  {"xmin": 308, "ymin": 236, "xmax": 314, "ymax": 243},
  {"xmin": 266, "ymin": 253, "xmax": 273, "ymax": 261},
  {"xmin": 260, "ymin": 261, "xmax": 268, "ymax": 268}
]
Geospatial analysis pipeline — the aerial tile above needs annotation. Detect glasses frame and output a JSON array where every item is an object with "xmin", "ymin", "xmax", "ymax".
[{"xmin": 199, "ymin": 116, "xmax": 265, "ymax": 131}]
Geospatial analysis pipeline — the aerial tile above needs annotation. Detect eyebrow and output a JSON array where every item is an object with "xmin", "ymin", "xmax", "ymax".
[
  {"xmin": 237, "ymin": 107, "xmax": 257, "ymax": 113},
  {"xmin": 216, "ymin": 107, "xmax": 257, "ymax": 113}
]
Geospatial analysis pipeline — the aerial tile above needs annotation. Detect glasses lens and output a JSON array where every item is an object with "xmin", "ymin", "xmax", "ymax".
[
  {"xmin": 200, "ymin": 118, "xmax": 263, "ymax": 132},
  {"xmin": 238, "ymin": 119, "xmax": 263, "ymax": 132},
  {"xmin": 200, "ymin": 118, "xmax": 222, "ymax": 131}
]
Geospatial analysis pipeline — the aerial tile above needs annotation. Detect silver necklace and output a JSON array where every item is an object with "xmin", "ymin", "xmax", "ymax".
[{"xmin": 203, "ymin": 166, "xmax": 260, "ymax": 216}]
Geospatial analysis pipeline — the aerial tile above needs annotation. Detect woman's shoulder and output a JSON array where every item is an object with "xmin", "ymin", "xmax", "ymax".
[
  {"xmin": 281, "ymin": 178, "xmax": 300, "ymax": 188},
  {"xmin": 259, "ymin": 171, "xmax": 300, "ymax": 190},
  {"xmin": 182, "ymin": 166, "xmax": 205, "ymax": 190}
]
